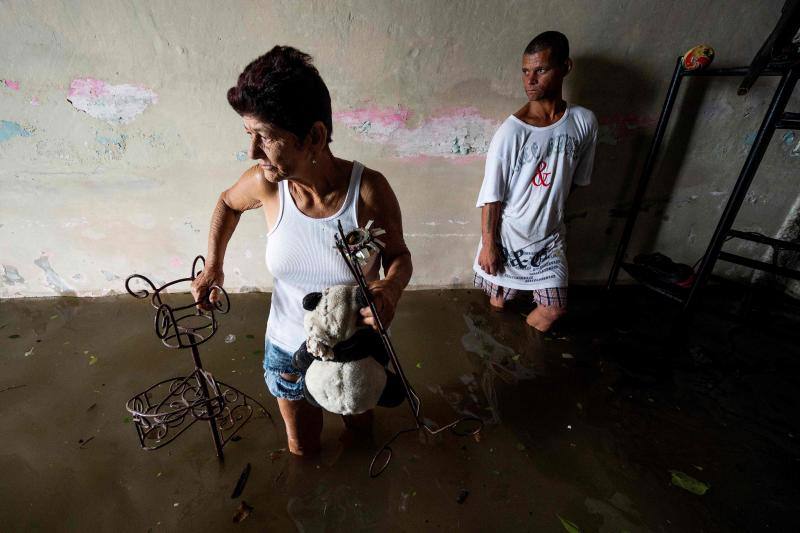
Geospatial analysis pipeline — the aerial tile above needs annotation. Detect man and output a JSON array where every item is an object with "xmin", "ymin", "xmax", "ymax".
[{"xmin": 473, "ymin": 31, "xmax": 597, "ymax": 333}]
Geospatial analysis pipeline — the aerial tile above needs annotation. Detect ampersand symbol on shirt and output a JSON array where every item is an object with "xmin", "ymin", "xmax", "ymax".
[{"xmin": 531, "ymin": 160, "xmax": 552, "ymax": 187}]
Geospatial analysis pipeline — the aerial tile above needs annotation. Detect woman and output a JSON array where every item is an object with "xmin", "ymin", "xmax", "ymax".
[{"xmin": 191, "ymin": 46, "xmax": 413, "ymax": 456}]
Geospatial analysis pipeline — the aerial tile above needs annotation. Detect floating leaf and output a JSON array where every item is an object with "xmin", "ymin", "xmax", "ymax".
[
  {"xmin": 232, "ymin": 501, "xmax": 253, "ymax": 523},
  {"xmin": 246, "ymin": 334, "xmax": 255, "ymax": 339},
  {"xmin": 88, "ymin": 355, "xmax": 98, "ymax": 365},
  {"xmin": 123, "ymin": 416, "xmax": 132, "ymax": 424},
  {"xmin": 557, "ymin": 514, "xmax": 581, "ymax": 533},
  {"xmin": 415, "ymin": 361, "xmax": 423, "ymax": 369},
  {"xmin": 8, "ymin": 334, "xmax": 20, "ymax": 339},
  {"xmin": 670, "ymin": 470, "xmax": 710, "ymax": 495}
]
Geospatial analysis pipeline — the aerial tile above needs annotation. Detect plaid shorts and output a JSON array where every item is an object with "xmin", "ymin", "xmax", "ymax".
[{"xmin": 473, "ymin": 273, "xmax": 568, "ymax": 308}]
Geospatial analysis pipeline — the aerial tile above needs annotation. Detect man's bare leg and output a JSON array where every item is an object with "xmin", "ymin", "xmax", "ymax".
[
  {"xmin": 489, "ymin": 290, "xmax": 505, "ymax": 311},
  {"xmin": 525, "ymin": 304, "xmax": 566, "ymax": 333}
]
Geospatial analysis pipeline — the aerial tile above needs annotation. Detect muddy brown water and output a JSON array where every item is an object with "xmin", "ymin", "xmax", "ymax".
[{"xmin": 1, "ymin": 288, "xmax": 798, "ymax": 531}]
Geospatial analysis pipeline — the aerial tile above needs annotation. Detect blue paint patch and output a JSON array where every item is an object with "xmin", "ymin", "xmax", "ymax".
[
  {"xmin": 0, "ymin": 120, "xmax": 33, "ymax": 143},
  {"xmin": 783, "ymin": 131, "xmax": 795, "ymax": 146},
  {"xmin": 95, "ymin": 132, "xmax": 127, "ymax": 158},
  {"xmin": 236, "ymin": 150, "xmax": 247, "ymax": 161}
]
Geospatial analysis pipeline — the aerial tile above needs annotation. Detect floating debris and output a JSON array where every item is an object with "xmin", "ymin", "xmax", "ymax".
[
  {"xmin": 78, "ymin": 436, "xmax": 95, "ymax": 448},
  {"xmin": 24, "ymin": 347, "xmax": 34, "ymax": 357},
  {"xmin": 225, "ymin": 334, "xmax": 236, "ymax": 344},
  {"xmin": 233, "ymin": 501, "xmax": 253, "ymax": 523},
  {"xmin": 557, "ymin": 514, "xmax": 581, "ymax": 533},
  {"xmin": 230, "ymin": 463, "xmax": 251, "ymax": 499},
  {"xmin": 88, "ymin": 355, "xmax": 98, "ymax": 365},
  {"xmin": 561, "ymin": 353, "xmax": 574, "ymax": 359},
  {"xmin": 670, "ymin": 470, "xmax": 710, "ymax": 495},
  {"xmin": 456, "ymin": 489, "xmax": 470, "ymax": 504},
  {"xmin": 269, "ymin": 448, "xmax": 286, "ymax": 462}
]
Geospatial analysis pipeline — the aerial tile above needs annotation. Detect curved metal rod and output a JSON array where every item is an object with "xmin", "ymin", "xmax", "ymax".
[
  {"xmin": 191, "ymin": 255, "xmax": 205, "ymax": 280},
  {"xmin": 154, "ymin": 303, "xmax": 174, "ymax": 340},
  {"xmin": 125, "ymin": 274, "xmax": 158, "ymax": 299}
]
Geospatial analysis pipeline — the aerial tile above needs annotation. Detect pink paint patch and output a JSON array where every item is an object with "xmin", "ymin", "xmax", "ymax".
[
  {"xmin": 598, "ymin": 113, "xmax": 657, "ymax": 145},
  {"xmin": 336, "ymin": 105, "xmax": 498, "ymax": 159},
  {"xmin": 169, "ymin": 257, "xmax": 183, "ymax": 269},
  {"xmin": 334, "ymin": 105, "xmax": 411, "ymax": 127},
  {"xmin": 3, "ymin": 80, "xmax": 20, "ymax": 91},
  {"xmin": 67, "ymin": 78, "xmax": 158, "ymax": 124},
  {"xmin": 29, "ymin": 97, "xmax": 40, "ymax": 106},
  {"xmin": 68, "ymin": 78, "xmax": 110, "ymax": 99}
]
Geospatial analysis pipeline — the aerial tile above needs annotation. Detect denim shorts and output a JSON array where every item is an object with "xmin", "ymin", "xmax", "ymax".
[{"xmin": 263, "ymin": 339, "xmax": 305, "ymax": 401}]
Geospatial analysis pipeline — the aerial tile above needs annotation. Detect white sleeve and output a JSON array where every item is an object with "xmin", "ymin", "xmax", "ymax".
[
  {"xmin": 572, "ymin": 119, "xmax": 597, "ymax": 187},
  {"xmin": 476, "ymin": 128, "xmax": 511, "ymax": 207}
]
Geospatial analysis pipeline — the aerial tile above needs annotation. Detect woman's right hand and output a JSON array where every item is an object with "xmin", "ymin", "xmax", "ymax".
[{"xmin": 191, "ymin": 265, "xmax": 225, "ymax": 311}]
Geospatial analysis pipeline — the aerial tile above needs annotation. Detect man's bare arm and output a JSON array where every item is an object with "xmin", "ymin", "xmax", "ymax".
[{"xmin": 478, "ymin": 201, "xmax": 502, "ymax": 276}]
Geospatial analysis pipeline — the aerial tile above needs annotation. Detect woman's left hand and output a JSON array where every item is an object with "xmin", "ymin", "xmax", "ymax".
[{"xmin": 359, "ymin": 279, "xmax": 402, "ymax": 330}]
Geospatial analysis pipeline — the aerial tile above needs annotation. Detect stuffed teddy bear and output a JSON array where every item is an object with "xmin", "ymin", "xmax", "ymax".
[{"xmin": 292, "ymin": 285, "xmax": 405, "ymax": 415}]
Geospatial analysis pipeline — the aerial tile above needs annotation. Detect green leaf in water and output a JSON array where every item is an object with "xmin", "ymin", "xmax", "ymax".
[
  {"xmin": 557, "ymin": 514, "xmax": 581, "ymax": 533},
  {"xmin": 670, "ymin": 470, "xmax": 710, "ymax": 495}
]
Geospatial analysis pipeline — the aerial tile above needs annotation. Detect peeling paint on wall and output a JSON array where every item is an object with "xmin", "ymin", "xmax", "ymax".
[
  {"xmin": 0, "ymin": 120, "xmax": 33, "ymax": 143},
  {"xmin": 1, "ymin": 265, "xmax": 25, "ymax": 285},
  {"xmin": 95, "ymin": 132, "xmax": 128, "ymax": 159},
  {"xmin": 67, "ymin": 78, "xmax": 158, "ymax": 124},
  {"xmin": 101, "ymin": 270, "xmax": 120, "ymax": 281},
  {"xmin": 598, "ymin": 114, "xmax": 656, "ymax": 145},
  {"xmin": 34, "ymin": 255, "xmax": 73, "ymax": 295},
  {"xmin": 335, "ymin": 106, "xmax": 497, "ymax": 158}
]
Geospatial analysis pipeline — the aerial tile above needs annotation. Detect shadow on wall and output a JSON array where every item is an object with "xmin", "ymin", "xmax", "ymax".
[{"xmin": 566, "ymin": 54, "xmax": 709, "ymax": 270}]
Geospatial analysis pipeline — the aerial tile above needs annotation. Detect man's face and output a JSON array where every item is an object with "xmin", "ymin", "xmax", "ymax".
[{"xmin": 521, "ymin": 49, "xmax": 568, "ymax": 101}]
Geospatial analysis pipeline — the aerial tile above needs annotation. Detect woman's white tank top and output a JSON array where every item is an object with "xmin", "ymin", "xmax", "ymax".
[{"xmin": 265, "ymin": 161, "xmax": 364, "ymax": 352}]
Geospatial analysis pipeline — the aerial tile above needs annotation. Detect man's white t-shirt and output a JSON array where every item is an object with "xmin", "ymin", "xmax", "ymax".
[{"xmin": 473, "ymin": 104, "xmax": 597, "ymax": 290}]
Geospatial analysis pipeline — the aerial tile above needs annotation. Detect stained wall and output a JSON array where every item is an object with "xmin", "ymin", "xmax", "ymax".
[{"xmin": 1, "ymin": 0, "xmax": 796, "ymax": 297}]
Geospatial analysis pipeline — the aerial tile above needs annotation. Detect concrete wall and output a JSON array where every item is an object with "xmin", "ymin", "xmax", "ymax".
[{"xmin": 1, "ymin": 0, "xmax": 797, "ymax": 297}]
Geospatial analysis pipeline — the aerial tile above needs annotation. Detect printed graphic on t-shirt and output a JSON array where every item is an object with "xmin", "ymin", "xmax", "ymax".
[
  {"xmin": 513, "ymin": 133, "xmax": 582, "ymax": 176},
  {"xmin": 497, "ymin": 239, "xmax": 567, "ymax": 285}
]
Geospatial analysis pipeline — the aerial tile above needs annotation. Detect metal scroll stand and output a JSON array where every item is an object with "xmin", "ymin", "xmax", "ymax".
[
  {"xmin": 333, "ymin": 221, "xmax": 483, "ymax": 478},
  {"xmin": 124, "ymin": 256, "xmax": 272, "ymax": 460}
]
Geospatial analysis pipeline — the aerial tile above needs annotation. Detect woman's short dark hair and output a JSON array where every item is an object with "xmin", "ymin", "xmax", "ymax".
[
  {"xmin": 524, "ymin": 31, "xmax": 570, "ymax": 66},
  {"xmin": 227, "ymin": 46, "xmax": 333, "ymax": 143}
]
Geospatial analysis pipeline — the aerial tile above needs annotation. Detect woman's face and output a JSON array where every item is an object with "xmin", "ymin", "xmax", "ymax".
[{"xmin": 242, "ymin": 114, "xmax": 308, "ymax": 183}]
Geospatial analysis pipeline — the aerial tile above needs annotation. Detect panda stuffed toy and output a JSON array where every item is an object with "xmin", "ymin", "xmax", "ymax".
[{"xmin": 292, "ymin": 285, "xmax": 405, "ymax": 415}]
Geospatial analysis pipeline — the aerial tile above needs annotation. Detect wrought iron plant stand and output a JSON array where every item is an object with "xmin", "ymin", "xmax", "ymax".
[{"xmin": 124, "ymin": 256, "xmax": 271, "ymax": 460}]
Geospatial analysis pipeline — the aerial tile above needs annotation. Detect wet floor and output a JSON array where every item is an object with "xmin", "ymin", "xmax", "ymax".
[{"xmin": 1, "ymin": 287, "xmax": 799, "ymax": 531}]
